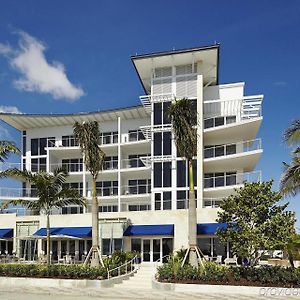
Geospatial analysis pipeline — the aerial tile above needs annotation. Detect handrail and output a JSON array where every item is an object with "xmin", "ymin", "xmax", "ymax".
[
  {"xmin": 152, "ymin": 254, "xmax": 170, "ymax": 281},
  {"xmin": 107, "ymin": 255, "xmax": 139, "ymax": 280}
]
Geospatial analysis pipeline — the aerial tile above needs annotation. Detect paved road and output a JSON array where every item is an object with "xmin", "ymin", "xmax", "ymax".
[{"xmin": 0, "ymin": 286, "xmax": 298, "ymax": 300}]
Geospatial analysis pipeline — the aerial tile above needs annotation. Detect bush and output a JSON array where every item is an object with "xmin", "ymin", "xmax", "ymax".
[
  {"xmin": 156, "ymin": 258, "xmax": 300, "ymax": 287},
  {"xmin": 0, "ymin": 264, "xmax": 106, "ymax": 280}
]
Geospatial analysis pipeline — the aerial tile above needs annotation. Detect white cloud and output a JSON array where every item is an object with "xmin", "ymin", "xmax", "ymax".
[
  {"xmin": 0, "ymin": 43, "xmax": 13, "ymax": 56},
  {"xmin": 0, "ymin": 31, "xmax": 84, "ymax": 102},
  {"xmin": 0, "ymin": 105, "xmax": 22, "ymax": 114}
]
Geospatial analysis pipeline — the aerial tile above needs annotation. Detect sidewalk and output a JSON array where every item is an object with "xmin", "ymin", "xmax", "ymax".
[{"xmin": 0, "ymin": 286, "xmax": 299, "ymax": 300}]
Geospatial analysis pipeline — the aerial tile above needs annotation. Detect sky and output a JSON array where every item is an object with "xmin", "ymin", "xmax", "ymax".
[{"xmin": 0, "ymin": 0, "xmax": 299, "ymax": 224}]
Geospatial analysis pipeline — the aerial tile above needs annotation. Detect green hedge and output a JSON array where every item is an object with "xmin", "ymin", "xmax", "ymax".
[
  {"xmin": 157, "ymin": 260, "xmax": 300, "ymax": 286},
  {"xmin": 0, "ymin": 264, "xmax": 107, "ymax": 279},
  {"xmin": 0, "ymin": 251, "xmax": 140, "ymax": 280}
]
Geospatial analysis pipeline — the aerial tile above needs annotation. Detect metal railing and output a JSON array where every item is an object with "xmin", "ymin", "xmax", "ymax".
[
  {"xmin": 0, "ymin": 207, "xmax": 40, "ymax": 216},
  {"xmin": 103, "ymin": 160, "xmax": 118, "ymax": 170},
  {"xmin": 204, "ymin": 171, "xmax": 261, "ymax": 189},
  {"xmin": 0, "ymin": 187, "xmax": 38, "ymax": 198},
  {"xmin": 121, "ymin": 184, "xmax": 151, "ymax": 195},
  {"xmin": 203, "ymin": 198, "xmax": 223, "ymax": 208},
  {"xmin": 107, "ymin": 255, "xmax": 139, "ymax": 280},
  {"xmin": 121, "ymin": 158, "xmax": 148, "ymax": 169},
  {"xmin": 204, "ymin": 139, "xmax": 262, "ymax": 159}
]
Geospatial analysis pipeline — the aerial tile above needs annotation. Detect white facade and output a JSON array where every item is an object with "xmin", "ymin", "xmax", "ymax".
[{"xmin": 0, "ymin": 45, "xmax": 263, "ymax": 263}]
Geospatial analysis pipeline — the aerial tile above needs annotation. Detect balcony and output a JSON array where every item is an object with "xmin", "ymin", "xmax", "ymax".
[
  {"xmin": 121, "ymin": 157, "xmax": 149, "ymax": 169},
  {"xmin": 204, "ymin": 171, "xmax": 261, "ymax": 197},
  {"xmin": 204, "ymin": 139, "xmax": 262, "ymax": 172},
  {"xmin": 121, "ymin": 184, "xmax": 151, "ymax": 196},
  {"xmin": 0, "ymin": 187, "xmax": 38, "ymax": 200},
  {"xmin": 203, "ymin": 198, "xmax": 223, "ymax": 208}
]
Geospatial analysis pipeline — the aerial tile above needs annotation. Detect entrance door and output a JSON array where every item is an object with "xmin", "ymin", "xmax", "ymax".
[
  {"xmin": 152, "ymin": 239, "xmax": 161, "ymax": 262},
  {"xmin": 142, "ymin": 239, "xmax": 151, "ymax": 262}
]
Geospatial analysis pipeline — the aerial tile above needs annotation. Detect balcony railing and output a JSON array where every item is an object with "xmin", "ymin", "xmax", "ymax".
[
  {"xmin": 204, "ymin": 139, "xmax": 262, "ymax": 159},
  {"xmin": 121, "ymin": 158, "xmax": 148, "ymax": 169},
  {"xmin": 0, "ymin": 207, "xmax": 40, "ymax": 216},
  {"xmin": 0, "ymin": 187, "xmax": 38, "ymax": 198},
  {"xmin": 121, "ymin": 184, "xmax": 151, "ymax": 196},
  {"xmin": 86, "ymin": 188, "xmax": 118, "ymax": 198},
  {"xmin": 203, "ymin": 198, "xmax": 223, "ymax": 208},
  {"xmin": 204, "ymin": 171, "xmax": 261, "ymax": 189}
]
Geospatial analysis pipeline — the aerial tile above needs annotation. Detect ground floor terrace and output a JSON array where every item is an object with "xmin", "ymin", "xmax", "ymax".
[{"xmin": 0, "ymin": 223, "xmax": 232, "ymax": 264}]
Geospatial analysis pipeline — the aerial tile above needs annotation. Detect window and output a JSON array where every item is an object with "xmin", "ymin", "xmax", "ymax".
[
  {"xmin": 204, "ymin": 115, "xmax": 237, "ymax": 129},
  {"xmin": 131, "ymin": 238, "xmax": 141, "ymax": 253},
  {"xmin": 128, "ymin": 130, "xmax": 145, "ymax": 142},
  {"xmin": 39, "ymin": 138, "xmax": 47, "ymax": 155},
  {"xmin": 177, "ymin": 161, "xmax": 186, "ymax": 187},
  {"xmin": 62, "ymin": 135, "xmax": 78, "ymax": 147},
  {"xmin": 155, "ymin": 191, "xmax": 172, "ymax": 210},
  {"xmin": 177, "ymin": 191, "xmax": 187, "ymax": 209},
  {"xmin": 155, "ymin": 193, "xmax": 161, "ymax": 210},
  {"xmin": 163, "ymin": 162, "xmax": 172, "ymax": 187},
  {"xmin": 104, "ymin": 156, "xmax": 118, "ymax": 170},
  {"xmin": 99, "ymin": 205, "xmax": 118, "ymax": 213},
  {"xmin": 62, "ymin": 158, "xmax": 83, "ymax": 172},
  {"xmin": 128, "ymin": 179, "xmax": 151, "ymax": 194},
  {"xmin": 96, "ymin": 181, "xmax": 118, "ymax": 197},
  {"xmin": 204, "ymin": 172, "xmax": 237, "ymax": 188},
  {"xmin": 128, "ymin": 154, "xmax": 149, "ymax": 168},
  {"xmin": 22, "ymin": 131, "xmax": 26, "ymax": 156},
  {"xmin": 154, "ymin": 163, "xmax": 162, "ymax": 188},
  {"xmin": 163, "ymin": 191, "xmax": 171, "ymax": 210},
  {"xmin": 31, "ymin": 139, "xmax": 38, "ymax": 156},
  {"xmin": 163, "ymin": 132, "xmax": 171, "ymax": 155},
  {"xmin": 154, "ymin": 103, "xmax": 162, "ymax": 125},
  {"xmin": 154, "ymin": 133, "xmax": 162, "ymax": 156},
  {"xmin": 63, "ymin": 182, "xmax": 83, "ymax": 195}
]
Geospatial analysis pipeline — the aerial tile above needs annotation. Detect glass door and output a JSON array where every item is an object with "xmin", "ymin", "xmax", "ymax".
[
  {"xmin": 142, "ymin": 239, "xmax": 151, "ymax": 262},
  {"xmin": 152, "ymin": 239, "xmax": 161, "ymax": 262}
]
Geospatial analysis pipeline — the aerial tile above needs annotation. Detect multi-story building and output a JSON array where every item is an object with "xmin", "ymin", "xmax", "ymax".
[{"xmin": 0, "ymin": 44, "xmax": 263, "ymax": 263}]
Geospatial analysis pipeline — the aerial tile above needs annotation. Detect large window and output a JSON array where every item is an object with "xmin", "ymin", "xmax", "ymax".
[
  {"xmin": 96, "ymin": 181, "xmax": 118, "ymax": 196},
  {"xmin": 155, "ymin": 191, "xmax": 171, "ymax": 210},
  {"xmin": 62, "ymin": 158, "xmax": 83, "ymax": 172},
  {"xmin": 154, "ymin": 162, "xmax": 172, "ymax": 188},
  {"xmin": 31, "ymin": 157, "xmax": 46, "ymax": 172},
  {"xmin": 62, "ymin": 135, "xmax": 78, "ymax": 147},
  {"xmin": 127, "ymin": 179, "xmax": 151, "ymax": 195},
  {"xmin": 204, "ymin": 115, "xmax": 237, "ymax": 129},
  {"xmin": 204, "ymin": 172, "xmax": 237, "ymax": 188},
  {"xmin": 100, "ymin": 131, "xmax": 118, "ymax": 144}
]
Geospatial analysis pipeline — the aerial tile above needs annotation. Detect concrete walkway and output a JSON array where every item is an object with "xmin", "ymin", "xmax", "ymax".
[{"xmin": 0, "ymin": 286, "xmax": 298, "ymax": 300}]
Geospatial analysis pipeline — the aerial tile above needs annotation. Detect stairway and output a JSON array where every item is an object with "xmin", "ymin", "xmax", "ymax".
[{"xmin": 117, "ymin": 263, "xmax": 154, "ymax": 290}]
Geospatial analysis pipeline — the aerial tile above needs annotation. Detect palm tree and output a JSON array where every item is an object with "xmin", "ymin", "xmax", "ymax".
[
  {"xmin": 168, "ymin": 98, "xmax": 199, "ymax": 267},
  {"xmin": 281, "ymin": 119, "xmax": 300, "ymax": 196},
  {"xmin": 0, "ymin": 140, "xmax": 20, "ymax": 162},
  {"xmin": 283, "ymin": 119, "xmax": 300, "ymax": 146},
  {"xmin": 73, "ymin": 121, "xmax": 105, "ymax": 267},
  {"xmin": 1, "ymin": 167, "xmax": 86, "ymax": 265}
]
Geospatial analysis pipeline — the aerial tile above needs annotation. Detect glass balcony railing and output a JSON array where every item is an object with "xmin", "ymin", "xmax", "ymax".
[
  {"xmin": 121, "ymin": 184, "xmax": 151, "ymax": 196},
  {"xmin": 121, "ymin": 158, "xmax": 148, "ymax": 169},
  {"xmin": 204, "ymin": 139, "xmax": 262, "ymax": 159},
  {"xmin": 204, "ymin": 171, "xmax": 261, "ymax": 189}
]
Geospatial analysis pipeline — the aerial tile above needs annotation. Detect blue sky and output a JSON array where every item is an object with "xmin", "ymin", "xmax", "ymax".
[{"xmin": 0, "ymin": 1, "xmax": 299, "ymax": 224}]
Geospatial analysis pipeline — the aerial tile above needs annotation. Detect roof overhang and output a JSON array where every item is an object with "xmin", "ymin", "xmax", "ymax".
[
  {"xmin": 0, "ymin": 105, "xmax": 149, "ymax": 131},
  {"xmin": 131, "ymin": 44, "xmax": 220, "ymax": 94}
]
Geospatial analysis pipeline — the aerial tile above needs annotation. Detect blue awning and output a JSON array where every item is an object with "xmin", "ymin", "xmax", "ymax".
[
  {"xmin": 197, "ymin": 223, "xmax": 228, "ymax": 235},
  {"xmin": 33, "ymin": 227, "xmax": 92, "ymax": 238},
  {"xmin": 0, "ymin": 228, "xmax": 13, "ymax": 238},
  {"xmin": 59, "ymin": 227, "xmax": 92, "ymax": 238},
  {"xmin": 33, "ymin": 227, "xmax": 63, "ymax": 236},
  {"xmin": 123, "ymin": 224, "xmax": 174, "ymax": 236}
]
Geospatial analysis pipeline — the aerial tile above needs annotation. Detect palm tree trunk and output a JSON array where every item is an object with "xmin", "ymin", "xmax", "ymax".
[
  {"xmin": 188, "ymin": 159, "xmax": 198, "ymax": 267},
  {"xmin": 46, "ymin": 213, "xmax": 51, "ymax": 265},
  {"xmin": 91, "ymin": 178, "xmax": 100, "ymax": 267}
]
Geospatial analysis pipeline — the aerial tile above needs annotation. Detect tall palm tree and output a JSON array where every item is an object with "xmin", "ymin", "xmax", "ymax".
[
  {"xmin": 0, "ymin": 140, "xmax": 20, "ymax": 162},
  {"xmin": 281, "ymin": 119, "xmax": 300, "ymax": 196},
  {"xmin": 73, "ymin": 121, "xmax": 105, "ymax": 267},
  {"xmin": 168, "ymin": 98, "xmax": 199, "ymax": 267},
  {"xmin": 1, "ymin": 168, "xmax": 86, "ymax": 265}
]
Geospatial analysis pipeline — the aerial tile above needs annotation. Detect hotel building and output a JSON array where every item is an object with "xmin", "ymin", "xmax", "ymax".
[{"xmin": 0, "ymin": 44, "xmax": 263, "ymax": 263}]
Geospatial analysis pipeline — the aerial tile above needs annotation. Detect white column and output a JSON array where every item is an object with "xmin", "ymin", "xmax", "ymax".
[
  {"xmin": 118, "ymin": 117, "xmax": 121, "ymax": 212},
  {"xmin": 197, "ymin": 73, "xmax": 204, "ymax": 210}
]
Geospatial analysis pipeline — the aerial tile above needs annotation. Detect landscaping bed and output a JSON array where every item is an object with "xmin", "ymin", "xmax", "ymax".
[{"xmin": 157, "ymin": 261, "xmax": 300, "ymax": 288}]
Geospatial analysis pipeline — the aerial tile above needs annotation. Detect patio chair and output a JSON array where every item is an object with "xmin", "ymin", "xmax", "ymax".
[
  {"xmin": 64, "ymin": 254, "xmax": 73, "ymax": 264},
  {"xmin": 224, "ymin": 256, "xmax": 238, "ymax": 266},
  {"xmin": 216, "ymin": 255, "xmax": 222, "ymax": 264}
]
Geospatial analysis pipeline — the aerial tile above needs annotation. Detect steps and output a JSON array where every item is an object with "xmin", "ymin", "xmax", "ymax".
[{"xmin": 117, "ymin": 263, "xmax": 155, "ymax": 290}]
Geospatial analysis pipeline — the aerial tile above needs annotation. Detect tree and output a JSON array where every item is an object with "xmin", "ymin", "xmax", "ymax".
[
  {"xmin": 281, "ymin": 119, "xmax": 300, "ymax": 197},
  {"xmin": 73, "ymin": 121, "xmax": 105, "ymax": 267},
  {"xmin": 168, "ymin": 98, "xmax": 198, "ymax": 267},
  {"xmin": 1, "ymin": 168, "xmax": 86, "ymax": 265},
  {"xmin": 0, "ymin": 140, "xmax": 20, "ymax": 162},
  {"xmin": 217, "ymin": 181, "xmax": 295, "ymax": 266}
]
